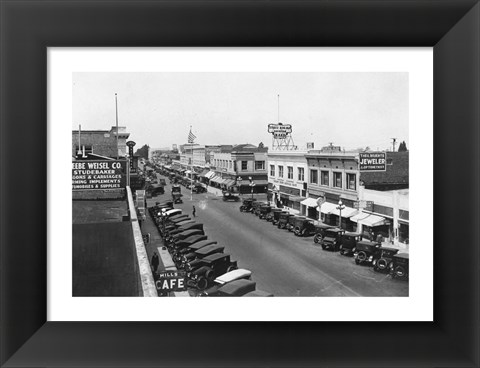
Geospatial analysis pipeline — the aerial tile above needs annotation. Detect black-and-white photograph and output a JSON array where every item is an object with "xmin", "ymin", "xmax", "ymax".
[{"xmin": 72, "ymin": 72, "xmax": 409, "ymax": 297}]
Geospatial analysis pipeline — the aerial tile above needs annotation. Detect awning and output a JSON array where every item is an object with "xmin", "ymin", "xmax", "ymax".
[
  {"xmin": 290, "ymin": 196, "xmax": 306, "ymax": 203},
  {"xmin": 199, "ymin": 169, "xmax": 210, "ymax": 177},
  {"xmin": 240, "ymin": 179, "xmax": 269, "ymax": 186},
  {"xmin": 301, "ymin": 197, "xmax": 319, "ymax": 207},
  {"xmin": 317, "ymin": 202, "xmax": 338, "ymax": 214},
  {"xmin": 224, "ymin": 179, "xmax": 236, "ymax": 187},
  {"xmin": 210, "ymin": 176, "xmax": 223, "ymax": 184},
  {"xmin": 329, "ymin": 206, "xmax": 359, "ymax": 218},
  {"xmin": 205, "ymin": 171, "xmax": 216, "ymax": 179},
  {"xmin": 350, "ymin": 212, "xmax": 386, "ymax": 227}
]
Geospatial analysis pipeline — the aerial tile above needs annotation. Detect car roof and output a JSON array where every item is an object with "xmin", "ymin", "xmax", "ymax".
[
  {"xmin": 214, "ymin": 269, "xmax": 252, "ymax": 284},
  {"xmin": 180, "ymin": 234, "xmax": 207, "ymax": 244},
  {"xmin": 165, "ymin": 209, "xmax": 182, "ymax": 215},
  {"xmin": 177, "ymin": 222, "xmax": 202, "ymax": 230},
  {"xmin": 189, "ymin": 240, "xmax": 217, "ymax": 250},
  {"xmin": 195, "ymin": 244, "xmax": 224, "ymax": 255},
  {"xmin": 218, "ymin": 279, "xmax": 256, "ymax": 295},
  {"xmin": 394, "ymin": 252, "xmax": 409, "ymax": 259},
  {"xmin": 203, "ymin": 252, "xmax": 229, "ymax": 262}
]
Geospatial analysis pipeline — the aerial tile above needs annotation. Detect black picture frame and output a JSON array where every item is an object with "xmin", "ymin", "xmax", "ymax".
[{"xmin": 1, "ymin": 0, "xmax": 479, "ymax": 367}]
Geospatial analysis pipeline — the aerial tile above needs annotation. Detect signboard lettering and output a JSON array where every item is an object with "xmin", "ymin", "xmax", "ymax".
[
  {"xmin": 359, "ymin": 152, "xmax": 386, "ymax": 171},
  {"xmin": 156, "ymin": 271, "xmax": 187, "ymax": 292},
  {"xmin": 72, "ymin": 160, "xmax": 127, "ymax": 190}
]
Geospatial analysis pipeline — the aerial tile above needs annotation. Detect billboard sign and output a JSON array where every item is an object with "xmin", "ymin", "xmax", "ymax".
[
  {"xmin": 72, "ymin": 160, "xmax": 127, "ymax": 191},
  {"xmin": 268, "ymin": 123, "xmax": 292, "ymax": 139},
  {"xmin": 359, "ymin": 152, "xmax": 387, "ymax": 171},
  {"xmin": 155, "ymin": 271, "xmax": 187, "ymax": 292}
]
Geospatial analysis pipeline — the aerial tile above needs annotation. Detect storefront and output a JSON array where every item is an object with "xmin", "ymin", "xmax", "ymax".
[
  {"xmin": 300, "ymin": 197, "xmax": 319, "ymax": 220},
  {"xmin": 350, "ymin": 212, "xmax": 389, "ymax": 240}
]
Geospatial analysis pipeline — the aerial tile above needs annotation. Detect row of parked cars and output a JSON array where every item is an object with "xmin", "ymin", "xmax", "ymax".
[
  {"xmin": 238, "ymin": 198, "xmax": 409, "ymax": 280},
  {"xmin": 148, "ymin": 199, "xmax": 274, "ymax": 296}
]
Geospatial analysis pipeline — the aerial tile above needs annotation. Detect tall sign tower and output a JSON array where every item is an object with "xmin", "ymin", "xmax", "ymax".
[{"xmin": 268, "ymin": 95, "xmax": 296, "ymax": 150}]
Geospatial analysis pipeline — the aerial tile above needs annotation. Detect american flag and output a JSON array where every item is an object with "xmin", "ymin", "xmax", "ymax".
[{"xmin": 188, "ymin": 128, "xmax": 196, "ymax": 143}]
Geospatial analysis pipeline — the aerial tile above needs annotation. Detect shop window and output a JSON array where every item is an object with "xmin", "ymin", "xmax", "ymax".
[
  {"xmin": 310, "ymin": 169, "xmax": 318, "ymax": 184},
  {"xmin": 346, "ymin": 173, "xmax": 356, "ymax": 190},
  {"xmin": 333, "ymin": 172, "xmax": 342, "ymax": 188},
  {"xmin": 298, "ymin": 167, "xmax": 304, "ymax": 181},
  {"xmin": 287, "ymin": 166, "xmax": 293, "ymax": 179},
  {"xmin": 241, "ymin": 161, "xmax": 248, "ymax": 170},
  {"xmin": 270, "ymin": 165, "xmax": 275, "ymax": 176},
  {"xmin": 321, "ymin": 170, "xmax": 329, "ymax": 186},
  {"xmin": 278, "ymin": 165, "xmax": 284, "ymax": 178}
]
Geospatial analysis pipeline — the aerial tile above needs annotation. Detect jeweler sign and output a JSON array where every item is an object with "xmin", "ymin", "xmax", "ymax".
[
  {"xmin": 72, "ymin": 160, "xmax": 127, "ymax": 190},
  {"xmin": 155, "ymin": 271, "xmax": 187, "ymax": 292},
  {"xmin": 359, "ymin": 152, "xmax": 387, "ymax": 171}
]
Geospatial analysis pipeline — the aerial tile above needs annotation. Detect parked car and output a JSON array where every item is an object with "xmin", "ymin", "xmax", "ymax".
[
  {"xmin": 205, "ymin": 279, "xmax": 256, "ymax": 297},
  {"xmin": 239, "ymin": 198, "xmax": 257, "ymax": 212},
  {"xmin": 354, "ymin": 240, "xmax": 381, "ymax": 265},
  {"xmin": 372, "ymin": 246, "xmax": 399, "ymax": 272},
  {"xmin": 340, "ymin": 232, "xmax": 362, "ymax": 256},
  {"xmin": 313, "ymin": 223, "xmax": 335, "ymax": 243},
  {"xmin": 196, "ymin": 268, "xmax": 252, "ymax": 293},
  {"xmin": 293, "ymin": 217, "xmax": 316, "ymax": 237},
  {"xmin": 286, "ymin": 215, "xmax": 303, "ymax": 232},
  {"xmin": 266, "ymin": 208, "xmax": 283, "ymax": 222},
  {"xmin": 171, "ymin": 234, "xmax": 208, "ymax": 253},
  {"xmin": 186, "ymin": 253, "xmax": 238, "ymax": 289},
  {"xmin": 257, "ymin": 204, "xmax": 272, "ymax": 219},
  {"xmin": 277, "ymin": 212, "xmax": 294, "ymax": 229},
  {"xmin": 166, "ymin": 222, "xmax": 204, "ymax": 238},
  {"xmin": 192, "ymin": 183, "xmax": 206, "ymax": 193},
  {"xmin": 183, "ymin": 244, "xmax": 226, "ymax": 270},
  {"xmin": 147, "ymin": 183, "xmax": 164, "ymax": 197},
  {"xmin": 172, "ymin": 192, "xmax": 183, "ymax": 204},
  {"xmin": 164, "ymin": 208, "xmax": 182, "ymax": 218},
  {"xmin": 251, "ymin": 201, "xmax": 268, "ymax": 216},
  {"xmin": 243, "ymin": 290, "xmax": 274, "ymax": 297},
  {"xmin": 320, "ymin": 228, "xmax": 346, "ymax": 251},
  {"xmin": 175, "ymin": 240, "xmax": 218, "ymax": 262},
  {"xmin": 390, "ymin": 253, "xmax": 409, "ymax": 280},
  {"xmin": 272, "ymin": 210, "xmax": 288, "ymax": 225},
  {"xmin": 168, "ymin": 229, "xmax": 205, "ymax": 245},
  {"xmin": 222, "ymin": 190, "xmax": 240, "ymax": 202}
]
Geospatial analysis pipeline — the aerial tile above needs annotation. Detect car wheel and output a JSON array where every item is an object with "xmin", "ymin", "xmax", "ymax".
[
  {"xmin": 356, "ymin": 251, "xmax": 367, "ymax": 262},
  {"xmin": 377, "ymin": 258, "xmax": 388, "ymax": 270},
  {"xmin": 196, "ymin": 277, "xmax": 209, "ymax": 291},
  {"xmin": 395, "ymin": 266, "xmax": 406, "ymax": 278},
  {"xmin": 294, "ymin": 227, "xmax": 300, "ymax": 236},
  {"xmin": 204, "ymin": 269, "xmax": 215, "ymax": 281},
  {"xmin": 340, "ymin": 249, "xmax": 345, "ymax": 256}
]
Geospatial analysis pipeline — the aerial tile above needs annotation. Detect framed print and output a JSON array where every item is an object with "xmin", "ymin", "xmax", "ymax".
[{"xmin": 1, "ymin": 0, "xmax": 479, "ymax": 367}]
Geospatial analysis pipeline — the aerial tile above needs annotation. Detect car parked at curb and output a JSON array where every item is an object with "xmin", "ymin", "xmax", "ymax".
[
  {"xmin": 320, "ymin": 228, "xmax": 346, "ymax": 251},
  {"xmin": 196, "ymin": 268, "xmax": 252, "ymax": 294},
  {"xmin": 354, "ymin": 240, "xmax": 381, "ymax": 265},
  {"xmin": 277, "ymin": 212, "xmax": 294, "ymax": 229},
  {"xmin": 339, "ymin": 232, "xmax": 362, "ymax": 256},
  {"xmin": 390, "ymin": 253, "xmax": 409, "ymax": 280},
  {"xmin": 293, "ymin": 217, "xmax": 316, "ymax": 237},
  {"xmin": 372, "ymin": 247, "xmax": 399, "ymax": 272},
  {"xmin": 239, "ymin": 198, "xmax": 256, "ymax": 212},
  {"xmin": 313, "ymin": 223, "xmax": 335, "ymax": 243},
  {"xmin": 183, "ymin": 244, "xmax": 226, "ymax": 270},
  {"xmin": 205, "ymin": 279, "xmax": 256, "ymax": 297},
  {"xmin": 186, "ymin": 253, "xmax": 238, "ymax": 290},
  {"xmin": 266, "ymin": 208, "xmax": 283, "ymax": 222}
]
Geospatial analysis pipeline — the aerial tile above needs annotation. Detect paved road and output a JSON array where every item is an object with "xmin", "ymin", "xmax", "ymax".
[{"xmin": 149, "ymin": 175, "xmax": 409, "ymax": 297}]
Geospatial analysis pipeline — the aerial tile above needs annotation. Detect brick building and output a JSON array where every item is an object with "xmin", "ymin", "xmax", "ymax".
[{"xmin": 72, "ymin": 126, "xmax": 130, "ymax": 158}]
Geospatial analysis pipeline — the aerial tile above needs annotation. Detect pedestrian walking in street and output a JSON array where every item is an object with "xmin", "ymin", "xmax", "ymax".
[
  {"xmin": 192, "ymin": 205, "xmax": 196, "ymax": 217},
  {"xmin": 151, "ymin": 252, "xmax": 159, "ymax": 274}
]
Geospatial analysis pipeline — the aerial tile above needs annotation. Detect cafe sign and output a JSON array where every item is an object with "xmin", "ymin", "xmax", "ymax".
[
  {"xmin": 72, "ymin": 160, "xmax": 127, "ymax": 191},
  {"xmin": 359, "ymin": 152, "xmax": 387, "ymax": 171},
  {"xmin": 155, "ymin": 271, "xmax": 187, "ymax": 292}
]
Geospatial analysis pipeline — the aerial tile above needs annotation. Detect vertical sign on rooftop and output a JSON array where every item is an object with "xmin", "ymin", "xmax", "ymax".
[{"xmin": 359, "ymin": 152, "xmax": 387, "ymax": 171}]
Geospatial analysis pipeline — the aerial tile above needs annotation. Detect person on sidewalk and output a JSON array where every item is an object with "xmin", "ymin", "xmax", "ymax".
[
  {"xmin": 151, "ymin": 252, "xmax": 159, "ymax": 275},
  {"xmin": 192, "ymin": 205, "xmax": 196, "ymax": 217}
]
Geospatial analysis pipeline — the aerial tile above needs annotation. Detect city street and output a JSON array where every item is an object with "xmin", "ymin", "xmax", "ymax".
[{"xmin": 148, "ymin": 176, "xmax": 409, "ymax": 297}]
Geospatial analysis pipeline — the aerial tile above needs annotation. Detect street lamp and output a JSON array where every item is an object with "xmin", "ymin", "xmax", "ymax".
[
  {"xmin": 237, "ymin": 176, "xmax": 242, "ymax": 195},
  {"xmin": 336, "ymin": 199, "xmax": 345, "ymax": 229},
  {"xmin": 248, "ymin": 176, "xmax": 255, "ymax": 199}
]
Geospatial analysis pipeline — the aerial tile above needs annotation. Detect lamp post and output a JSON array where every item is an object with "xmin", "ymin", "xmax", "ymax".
[
  {"xmin": 237, "ymin": 176, "xmax": 242, "ymax": 196},
  {"xmin": 336, "ymin": 199, "xmax": 345, "ymax": 229},
  {"xmin": 248, "ymin": 176, "xmax": 255, "ymax": 199}
]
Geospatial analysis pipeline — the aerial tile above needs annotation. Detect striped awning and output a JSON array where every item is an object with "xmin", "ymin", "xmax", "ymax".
[
  {"xmin": 301, "ymin": 197, "xmax": 318, "ymax": 207},
  {"xmin": 329, "ymin": 205, "xmax": 359, "ymax": 218},
  {"xmin": 317, "ymin": 202, "xmax": 338, "ymax": 214},
  {"xmin": 350, "ymin": 212, "xmax": 386, "ymax": 227},
  {"xmin": 290, "ymin": 196, "xmax": 307, "ymax": 203},
  {"xmin": 205, "ymin": 171, "xmax": 216, "ymax": 179}
]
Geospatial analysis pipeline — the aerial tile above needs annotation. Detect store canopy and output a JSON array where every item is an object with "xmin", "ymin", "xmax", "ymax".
[
  {"xmin": 224, "ymin": 179, "xmax": 236, "ymax": 187},
  {"xmin": 317, "ymin": 202, "xmax": 338, "ymax": 214},
  {"xmin": 350, "ymin": 212, "xmax": 386, "ymax": 227},
  {"xmin": 329, "ymin": 206, "xmax": 359, "ymax": 218},
  {"xmin": 205, "ymin": 171, "xmax": 216, "ymax": 179},
  {"xmin": 210, "ymin": 176, "xmax": 223, "ymax": 184},
  {"xmin": 301, "ymin": 197, "xmax": 319, "ymax": 208},
  {"xmin": 290, "ymin": 196, "xmax": 307, "ymax": 203},
  {"xmin": 199, "ymin": 169, "xmax": 210, "ymax": 177}
]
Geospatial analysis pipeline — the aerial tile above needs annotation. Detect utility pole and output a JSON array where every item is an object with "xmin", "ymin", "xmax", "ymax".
[
  {"xmin": 391, "ymin": 138, "xmax": 397, "ymax": 152},
  {"xmin": 115, "ymin": 93, "xmax": 119, "ymax": 159}
]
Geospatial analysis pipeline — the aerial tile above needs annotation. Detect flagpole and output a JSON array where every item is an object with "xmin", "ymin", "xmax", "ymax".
[
  {"xmin": 115, "ymin": 93, "xmax": 119, "ymax": 159},
  {"xmin": 190, "ymin": 126, "xmax": 193, "ymax": 201}
]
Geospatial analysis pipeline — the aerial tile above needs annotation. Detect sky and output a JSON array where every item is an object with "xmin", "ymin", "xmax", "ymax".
[{"xmin": 72, "ymin": 72, "xmax": 408, "ymax": 151}]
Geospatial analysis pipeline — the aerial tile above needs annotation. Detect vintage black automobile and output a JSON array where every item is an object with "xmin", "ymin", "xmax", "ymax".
[
  {"xmin": 313, "ymin": 223, "xmax": 335, "ymax": 243},
  {"xmin": 172, "ymin": 192, "xmax": 183, "ymax": 204},
  {"xmin": 175, "ymin": 240, "xmax": 218, "ymax": 262},
  {"xmin": 272, "ymin": 210, "xmax": 288, "ymax": 225},
  {"xmin": 266, "ymin": 208, "xmax": 283, "ymax": 222},
  {"xmin": 146, "ymin": 183, "xmax": 164, "ymax": 197},
  {"xmin": 196, "ymin": 268, "xmax": 252, "ymax": 294},
  {"xmin": 166, "ymin": 222, "xmax": 204, "ymax": 238},
  {"xmin": 206, "ymin": 279, "xmax": 256, "ymax": 297},
  {"xmin": 286, "ymin": 215, "xmax": 303, "ymax": 232},
  {"xmin": 339, "ymin": 232, "xmax": 362, "ymax": 256},
  {"xmin": 168, "ymin": 228, "xmax": 205, "ymax": 245},
  {"xmin": 192, "ymin": 183, "xmax": 206, "ymax": 193},
  {"xmin": 257, "ymin": 204, "xmax": 272, "ymax": 219},
  {"xmin": 293, "ymin": 217, "xmax": 316, "ymax": 236},
  {"xmin": 187, "ymin": 253, "xmax": 239, "ymax": 290},
  {"xmin": 372, "ymin": 247, "xmax": 399, "ymax": 272},
  {"xmin": 277, "ymin": 212, "xmax": 294, "ymax": 229},
  {"xmin": 390, "ymin": 252, "xmax": 409, "ymax": 280},
  {"xmin": 183, "ymin": 244, "xmax": 226, "ymax": 269},
  {"xmin": 171, "ymin": 235, "xmax": 209, "ymax": 259},
  {"xmin": 354, "ymin": 240, "xmax": 381, "ymax": 265},
  {"xmin": 222, "ymin": 190, "xmax": 240, "ymax": 202},
  {"xmin": 251, "ymin": 201, "xmax": 266, "ymax": 216},
  {"xmin": 320, "ymin": 228, "xmax": 346, "ymax": 251},
  {"xmin": 239, "ymin": 198, "xmax": 256, "ymax": 212}
]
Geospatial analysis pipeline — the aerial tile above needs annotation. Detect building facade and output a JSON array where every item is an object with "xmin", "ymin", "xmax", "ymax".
[
  {"xmin": 267, "ymin": 150, "xmax": 308, "ymax": 214},
  {"xmin": 72, "ymin": 126, "xmax": 130, "ymax": 158}
]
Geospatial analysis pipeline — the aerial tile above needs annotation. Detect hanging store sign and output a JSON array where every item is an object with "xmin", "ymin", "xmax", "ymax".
[
  {"xmin": 72, "ymin": 160, "xmax": 127, "ymax": 190},
  {"xmin": 359, "ymin": 152, "xmax": 386, "ymax": 171},
  {"xmin": 354, "ymin": 200, "xmax": 374, "ymax": 211},
  {"xmin": 155, "ymin": 271, "xmax": 187, "ymax": 292},
  {"xmin": 126, "ymin": 141, "xmax": 136, "ymax": 171}
]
